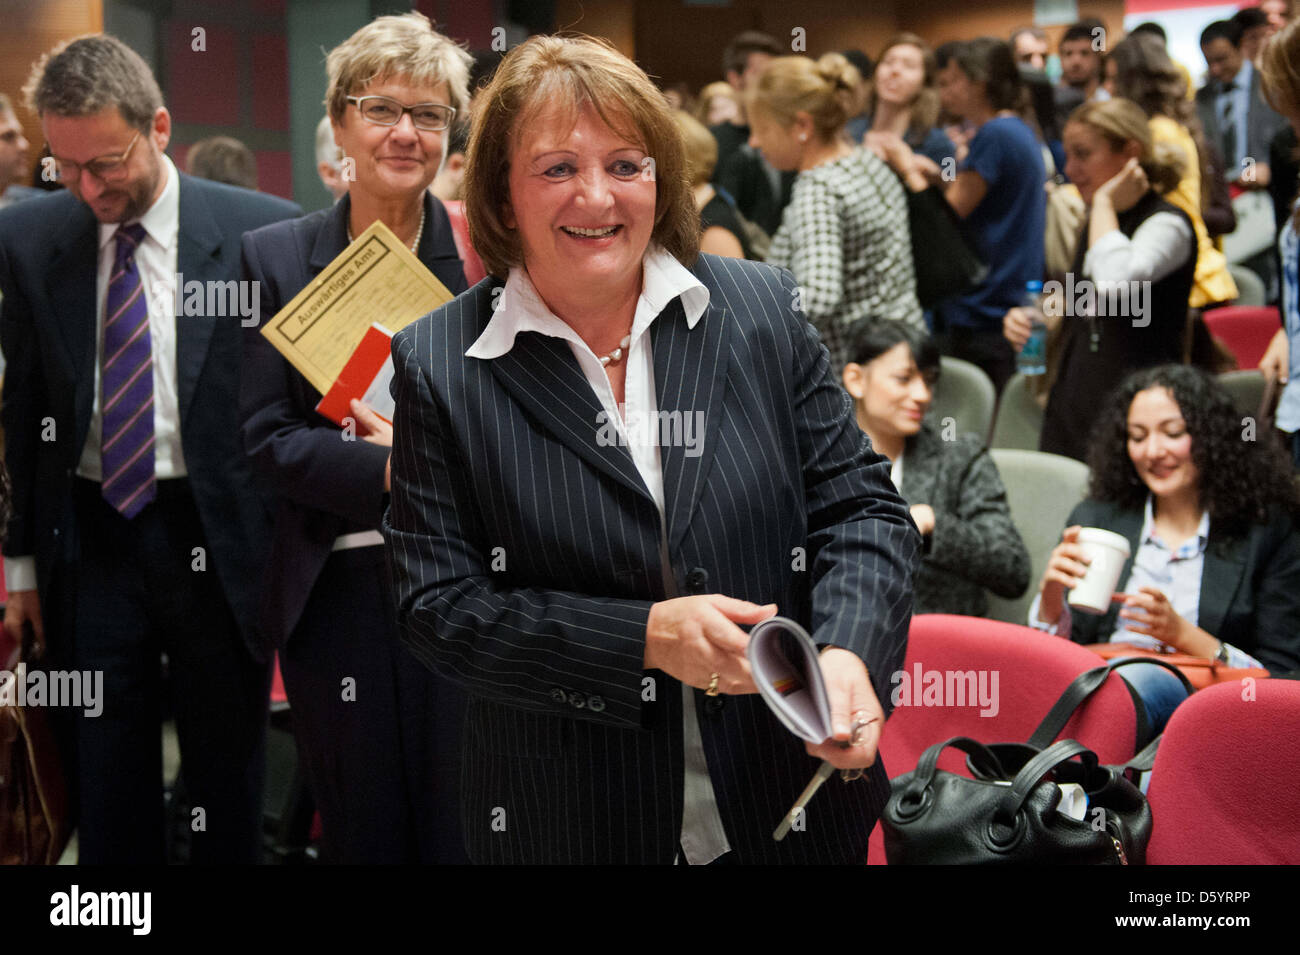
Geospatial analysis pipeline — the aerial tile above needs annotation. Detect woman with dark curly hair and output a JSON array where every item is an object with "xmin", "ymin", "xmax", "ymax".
[{"xmin": 1030, "ymin": 364, "xmax": 1300, "ymax": 729}]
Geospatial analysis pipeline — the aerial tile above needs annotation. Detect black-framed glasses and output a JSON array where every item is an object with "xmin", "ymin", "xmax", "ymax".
[
  {"xmin": 51, "ymin": 130, "xmax": 141, "ymax": 183},
  {"xmin": 346, "ymin": 95, "xmax": 456, "ymax": 132}
]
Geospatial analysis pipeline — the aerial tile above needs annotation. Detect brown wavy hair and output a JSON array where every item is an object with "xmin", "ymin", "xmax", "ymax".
[
  {"xmin": 867, "ymin": 34, "xmax": 941, "ymax": 136},
  {"xmin": 463, "ymin": 34, "xmax": 699, "ymax": 279}
]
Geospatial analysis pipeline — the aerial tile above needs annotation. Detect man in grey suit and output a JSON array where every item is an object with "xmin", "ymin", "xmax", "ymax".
[{"xmin": 1198, "ymin": 18, "xmax": 1287, "ymax": 189}]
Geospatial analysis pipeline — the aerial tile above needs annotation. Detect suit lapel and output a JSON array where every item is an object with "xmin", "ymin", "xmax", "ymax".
[
  {"xmin": 652, "ymin": 296, "xmax": 729, "ymax": 553},
  {"xmin": 489, "ymin": 331, "xmax": 653, "ymax": 503},
  {"xmin": 175, "ymin": 175, "xmax": 226, "ymax": 425},
  {"xmin": 46, "ymin": 202, "xmax": 99, "ymax": 393},
  {"xmin": 1198, "ymin": 532, "xmax": 1247, "ymax": 638}
]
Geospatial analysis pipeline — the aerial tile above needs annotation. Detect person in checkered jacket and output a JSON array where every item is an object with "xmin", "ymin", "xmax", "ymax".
[{"xmin": 747, "ymin": 53, "xmax": 925, "ymax": 372}]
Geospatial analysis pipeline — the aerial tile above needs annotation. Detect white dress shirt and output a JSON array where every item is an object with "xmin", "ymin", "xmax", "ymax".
[
  {"xmin": 5, "ymin": 156, "xmax": 186, "ymax": 594},
  {"xmin": 465, "ymin": 245, "xmax": 729, "ymax": 864},
  {"xmin": 1082, "ymin": 213, "xmax": 1194, "ymax": 287}
]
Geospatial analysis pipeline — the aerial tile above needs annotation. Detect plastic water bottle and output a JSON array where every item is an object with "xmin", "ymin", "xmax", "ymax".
[{"xmin": 1016, "ymin": 280, "xmax": 1047, "ymax": 376}]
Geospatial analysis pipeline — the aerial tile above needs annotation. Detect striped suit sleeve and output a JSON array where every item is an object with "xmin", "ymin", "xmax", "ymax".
[
  {"xmin": 776, "ymin": 265, "xmax": 922, "ymax": 711},
  {"xmin": 384, "ymin": 322, "xmax": 653, "ymax": 728}
]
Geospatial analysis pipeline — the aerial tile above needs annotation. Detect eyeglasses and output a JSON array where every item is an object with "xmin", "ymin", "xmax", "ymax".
[
  {"xmin": 51, "ymin": 130, "xmax": 141, "ymax": 183},
  {"xmin": 346, "ymin": 95, "xmax": 456, "ymax": 132}
]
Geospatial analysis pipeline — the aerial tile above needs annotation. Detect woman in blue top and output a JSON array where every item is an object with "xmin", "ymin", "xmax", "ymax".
[{"xmin": 880, "ymin": 38, "xmax": 1046, "ymax": 394}]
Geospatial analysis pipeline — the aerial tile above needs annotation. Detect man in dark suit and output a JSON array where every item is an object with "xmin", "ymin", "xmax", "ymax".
[
  {"xmin": 0, "ymin": 34, "xmax": 299, "ymax": 863},
  {"xmin": 1198, "ymin": 19, "xmax": 1288, "ymax": 189}
]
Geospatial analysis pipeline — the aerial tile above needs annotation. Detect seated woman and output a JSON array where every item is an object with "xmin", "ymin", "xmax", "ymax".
[
  {"xmin": 1007, "ymin": 97, "xmax": 1197, "ymax": 463},
  {"xmin": 748, "ymin": 52, "xmax": 924, "ymax": 371},
  {"xmin": 672, "ymin": 110, "xmax": 753, "ymax": 259},
  {"xmin": 1030, "ymin": 364, "xmax": 1300, "ymax": 731},
  {"xmin": 842, "ymin": 321, "xmax": 1030, "ymax": 616}
]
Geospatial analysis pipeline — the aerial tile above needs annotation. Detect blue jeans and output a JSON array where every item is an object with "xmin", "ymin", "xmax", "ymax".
[{"xmin": 1116, "ymin": 658, "xmax": 1191, "ymax": 738}]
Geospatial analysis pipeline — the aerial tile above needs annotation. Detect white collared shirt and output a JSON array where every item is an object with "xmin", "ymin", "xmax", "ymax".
[
  {"xmin": 78, "ymin": 154, "xmax": 187, "ymax": 481},
  {"xmin": 5, "ymin": 156, "xmax": 186, "ymax": 594},
  {"xmin": 466, "ymin": 245, "xmax": 729, "ymax": 864}
]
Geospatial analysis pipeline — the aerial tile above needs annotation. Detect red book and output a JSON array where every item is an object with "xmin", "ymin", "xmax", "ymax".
[{"xmin": 314, "ymin": 323, "xmax": 395, "ymax": 427}]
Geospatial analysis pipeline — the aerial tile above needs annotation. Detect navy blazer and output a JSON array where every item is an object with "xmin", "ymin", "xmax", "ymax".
[
  {"xmin": 240, "ymin": 192, "xmax": 466, "ymax": 653},
  {"xmin": 1064, "ymin": 498, "xmax": 1300, "ymax": 674},
  {"xmin": 385, "ymin": 253, "xmax": 921, "ymax": 864},
  {"xmin": 0, "ymin": 174, "xmax": 300, "ymax": 660}
]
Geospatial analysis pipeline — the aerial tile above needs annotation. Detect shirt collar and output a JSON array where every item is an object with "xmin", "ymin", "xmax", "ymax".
[
  {"xmin": 98, "ymin": 154, "xmax": 179, "ymax": 253},
  {"xmin": 1222, "ymin": 60, "xmax": 1251, "ymax": 92},
  {"xmin": 465, "ymin": 244, "xmax": 709, "ymax": 360},
  {"xmin": 1139, "ymin": 494, "xmax": 1210, "ymax": 556}
]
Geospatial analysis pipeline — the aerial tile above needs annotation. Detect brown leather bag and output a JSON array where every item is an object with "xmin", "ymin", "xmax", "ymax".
[
  {"xmin": 0, "ymin": 641, "xmax": 71, "ymax": 865},
  {"xmin": 1087, "ymin": 642, "xmax": 1270, "ymax": 691}
]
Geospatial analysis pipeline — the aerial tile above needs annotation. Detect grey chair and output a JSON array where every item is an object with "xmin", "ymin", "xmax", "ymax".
[
  {"xmin": 1217, "ymin": 369, "xmax": 1269, "ymax": 419},
  {"xmin": 985, "ymin": 449, "xmax": 1091, "ymax": 626},
  {"xmin": 1228, "ymin": 264, "xmax": 1267, "ymax": 308},
  {"xmin": 928, "ymin": 356, "xmax": 996, "ymax": 440},
  {"xmin": 991, "ymin": 372, "xmax": 1046, "ymax": 451}
]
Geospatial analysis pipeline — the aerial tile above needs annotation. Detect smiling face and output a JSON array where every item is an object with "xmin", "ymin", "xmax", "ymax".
[
  {"xmin": 1126, "ymin": 386, "xmax": 1201, "ymax": 504},
  {"xmin": 504, "ymin": 102, "xmax": 656, "ymax": 302},
  {"xmin": 846, "ymin": 342, "xmax": 934, "ymax": 441},
  {"xmin": 43, "ymin": 106, "xmax": 168, "ymax": 224},
  {"xmin": 333, "ymin": 76, "xmax": 449, "ymax": 204},
  {"xmin": 1063, "ymin": 120, "xmax": 1135, "ymax": 205},
  {"xmin": 875, "ymin": 44, "xmax": 926, "ymax": 108}
]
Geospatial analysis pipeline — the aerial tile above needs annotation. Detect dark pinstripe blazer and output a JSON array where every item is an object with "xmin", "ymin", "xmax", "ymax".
[{"xmin": 384, "ymin": 253, "xmax": 921, "ymax": 864}]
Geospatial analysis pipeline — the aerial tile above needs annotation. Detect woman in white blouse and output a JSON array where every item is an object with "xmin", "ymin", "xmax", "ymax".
[{"xmin": 1006, "ymin": 97, "xmax": 1197, "ymax": 463}]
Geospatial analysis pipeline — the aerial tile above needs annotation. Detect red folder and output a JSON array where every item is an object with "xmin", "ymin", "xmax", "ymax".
[{"xmin": 314, "ymin": 323, "xmax": 395, "ymax": 427}]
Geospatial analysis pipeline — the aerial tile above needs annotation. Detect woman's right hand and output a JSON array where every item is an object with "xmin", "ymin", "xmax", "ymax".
[
  {"xmin": 643, "ymin": 594, "xmax": 776, "ymax": 694},
  {"xmin": 1037, "ymin": 525, "xmax": 1092, "ymax": 623}
]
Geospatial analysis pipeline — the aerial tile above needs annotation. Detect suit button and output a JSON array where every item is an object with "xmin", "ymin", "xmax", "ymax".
[
  {"xmin": 588, "ymin": 695, "xmax": 605, "ymax": 712},
  {"xmin": 568, "ymin": 691, "xmax": 586, "ymax": 709},
  {"xmin": 686, "ymin": 567, "xmax": 708, "ymax": 593},
  {"xmin": 705, "ymin": 694, "xmax": 726, "ymax": 715},
  {"xmin": 550, "ymin": 687, "xmax": 567, "ymax": 705}
]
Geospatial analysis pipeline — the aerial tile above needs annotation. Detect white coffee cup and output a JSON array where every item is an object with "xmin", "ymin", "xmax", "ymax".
[{"xmin": 1067, "ymin": 528, "xmax": 1132, "ymax": 615}]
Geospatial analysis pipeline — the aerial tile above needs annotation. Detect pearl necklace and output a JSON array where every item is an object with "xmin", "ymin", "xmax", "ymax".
[
  {"xmin": 597, "ymin": 334, "xmax": 632, "ymax": 367},
  {"xmin": 348, "ymin": 205, "xmax": 426, "ymax": 253}
]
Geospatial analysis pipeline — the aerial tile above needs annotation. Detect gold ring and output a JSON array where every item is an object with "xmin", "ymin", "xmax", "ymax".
[{"xmin": 706, "ymin": 673, "xmax": 720, "ymax": 696}]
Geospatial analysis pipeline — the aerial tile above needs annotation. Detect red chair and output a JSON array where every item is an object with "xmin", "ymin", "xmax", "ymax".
[
  {"xmin": 868, "ymin": 614, "xmax": 1136, "ymax": 864},
  {"xmin": 1145, "ymin": 678, "xmax": 1300, "ymax": 864},
  {"xmin": 1201, "ymin": 305, "xmax": 1281, "ymax": 370}
]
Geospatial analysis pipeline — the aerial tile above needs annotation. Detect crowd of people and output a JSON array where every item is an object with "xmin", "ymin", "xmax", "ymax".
[{"xmin": 1, "ymin": 5, "xmax": 1298, "ymax": 866}]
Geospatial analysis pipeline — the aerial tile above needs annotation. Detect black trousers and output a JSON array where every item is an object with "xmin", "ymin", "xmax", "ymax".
[
  {"xmin": 72, "ymin": 478, "xmax": 270, "ymax": 864},
  {"xmin": 280, "ymin": 545, "xmax": 468, "ymax": 864},
  {"xmin": 935, "ymin": 325, "xmax": 1017, "ymax": 396}
]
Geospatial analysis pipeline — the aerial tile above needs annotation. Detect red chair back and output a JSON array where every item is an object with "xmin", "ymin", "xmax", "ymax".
[
  {"xmin": 868, "ymin": 614, "xmax": 1135, "ymax": 863},
  {"xmin": 1202, "ymin": 306, "xmax": 1281, "ymax": 370},
  {"xmin": 1146, "ymin": 678, "xmax": 1300, "ymax": 864}
]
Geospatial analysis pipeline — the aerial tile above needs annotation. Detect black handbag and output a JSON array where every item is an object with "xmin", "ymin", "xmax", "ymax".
[
  {"xmin": 905, "ymin": 185, "xmax": 988, "ymax": 310},
  {"xmin": 880, "ymin": 658, "xmax": 1195, "ymax": 865}
]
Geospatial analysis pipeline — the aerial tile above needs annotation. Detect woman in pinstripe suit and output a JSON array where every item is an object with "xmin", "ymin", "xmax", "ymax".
[{"xmin": 385, "ymin": 35, "xmax": 920, "ymax": 864}]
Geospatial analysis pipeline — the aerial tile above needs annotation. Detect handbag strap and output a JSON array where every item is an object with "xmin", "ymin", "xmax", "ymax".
[
  {"xmin": 1028, "ymin": 657, "xmax": 1196, "ymax": 749},
  {"xmin": 997, "ymin": 738, "xmax": 1097, "ymax": 824},
  {"xmin": 910, "ymin": 736, "xmax": 1008, "ymax": 790}
]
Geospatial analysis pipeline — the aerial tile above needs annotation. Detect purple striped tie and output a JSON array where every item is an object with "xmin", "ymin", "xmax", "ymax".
[{"xmin": 100, "ymin": 222, "xmax": 156, "ymax": 518}]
